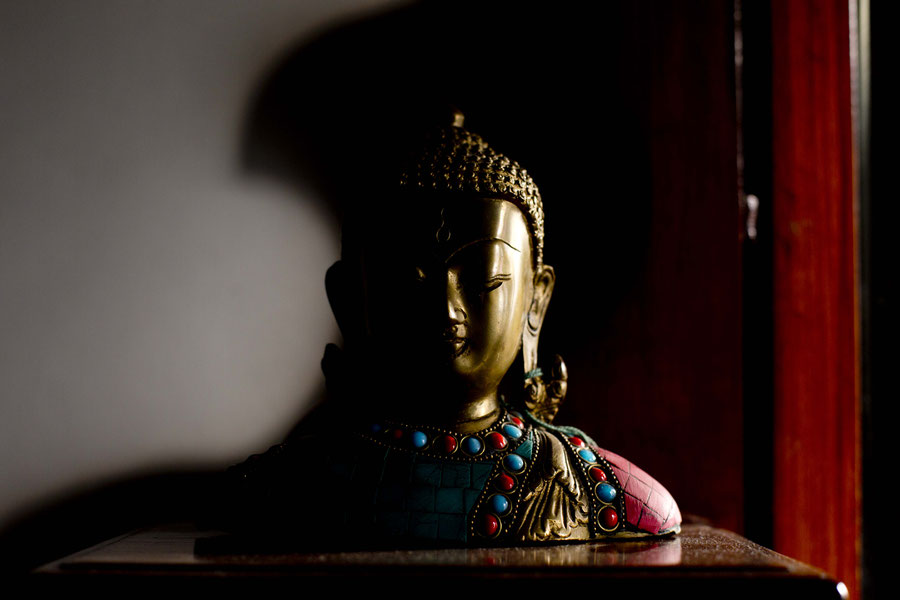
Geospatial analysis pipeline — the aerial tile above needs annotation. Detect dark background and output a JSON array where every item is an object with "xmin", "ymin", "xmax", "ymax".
[{"xmin": 243, "ymin": 0, "xmax": 743, "ymax": 532}]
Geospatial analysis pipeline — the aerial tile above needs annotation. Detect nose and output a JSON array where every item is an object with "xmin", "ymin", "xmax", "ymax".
[{"xmin": 445, "ymin": 270, "xmax": 467, "ymax": 323}]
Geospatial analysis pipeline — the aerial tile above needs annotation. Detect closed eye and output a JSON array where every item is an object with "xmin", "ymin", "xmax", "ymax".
[{"xmin": 484, "ymin": 273, "xmax": 512, "ymax": 291}]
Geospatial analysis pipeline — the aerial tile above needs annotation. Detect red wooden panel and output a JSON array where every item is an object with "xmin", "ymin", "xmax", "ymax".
[{"xmin": 770, "ymin": 0, "xmax": 860, "ymax": 597}]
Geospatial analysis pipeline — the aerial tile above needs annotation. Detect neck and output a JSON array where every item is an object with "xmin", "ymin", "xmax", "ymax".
[
  {"xmin": 449, "ymin": 391, "xmax": 502, "ymax": 434},
  {"xmin": 389, "ymin": 386, "xmax": 502, "ymax": 435}
]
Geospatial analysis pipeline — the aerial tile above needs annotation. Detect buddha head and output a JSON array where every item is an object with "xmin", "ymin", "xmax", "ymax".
[{"xmin": 326, "ymin": 112, "xmax": 561, "ymax": 431}]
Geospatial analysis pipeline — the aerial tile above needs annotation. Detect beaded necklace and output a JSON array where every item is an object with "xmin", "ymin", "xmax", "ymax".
[{"xmin": 353, "ymin": 409, "xmax": 625, "ymax": 542}]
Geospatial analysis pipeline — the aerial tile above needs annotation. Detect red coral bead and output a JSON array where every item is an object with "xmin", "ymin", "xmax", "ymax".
[
  {"xmin": 589, "ymin": 467, "xmax": 607, "ymax": 482},
  {"xmin": 486, "ymin": 432, "xmax": 507, "ymax": 450},
  {"xmin": 483, "ymin": 513, "xmax": 500, "ymax": 537},
  {"xmin": 510, "ymin": 416, "xmax": 524, "ymax": 427},
  {"xmin": 439, "ymin": 435, "xmax": 458, "ymax": 454},
  {"xmin": 496, "ymin": 473, "xmax": 516, "ymax": 492},
  {"xmin": 600, "ymin": 507, "xmax": 619, "ymax": 529},
  {"xmin": 391, "ymin": 429, "xmax": 404, "ymax": 440},
  {"xmin": 569, "ymin": 436, "xmax": 585, "ymax": 447}
]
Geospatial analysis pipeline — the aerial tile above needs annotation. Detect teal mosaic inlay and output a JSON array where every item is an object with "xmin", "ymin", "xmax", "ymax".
[
  {"xmin": 435, "ymin": 487, "xmax": 465, "ymax": 513},
  {"xmin": 407, "ymin": 484, "xmax": 436, "ymax": 512},
  {"xmin": 412, "ymin": 460, "xmax": 442, "ymax": 486},
  {"xmin": 437, "ymin": 514, "xmax": 467, "ymax": 541},
  {"xmin": 514, "ymin": 431, "xmax": 534, "ymax": 459},
  {"xmin": 335, "ymin": 416, "xmax": 536, "ymax": 544},
  {"xmin": 463, "ymin": 488, "xmax": 481, "ymax": 512},
  {"xmin": 471, "ymin": 463, "xmax": 494, "ymax": 489},
  {"xmin": 409, "ymin": 512, "xmax": 439, "ymax": 538},
  {"xmin": 441, "ymin": 463, "xmax": 471, "ymax": 488}
]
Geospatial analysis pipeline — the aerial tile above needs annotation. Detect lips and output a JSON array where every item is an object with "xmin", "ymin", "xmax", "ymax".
[
  {"xmin": 444, "ymin": 337, "xmax": 467, "ymax": 355},
  {"xmin": 441, "ymin": 326, "xmax": 469, "ymax": 358}
]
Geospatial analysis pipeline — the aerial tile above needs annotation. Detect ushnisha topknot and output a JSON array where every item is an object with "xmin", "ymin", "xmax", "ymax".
[{"xmin": 399, "ymin": 111, "xmax": 545, "ymax": 266}]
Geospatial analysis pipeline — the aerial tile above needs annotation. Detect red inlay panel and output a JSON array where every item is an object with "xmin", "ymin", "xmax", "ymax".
[
  {"xmin": 625, "ymin": 474, "xmax": 652, "ymax": 504},
  {"xmin": 624, "ymin": 493, "xmax": 643, "ymax": 527},
  {"xmin": 638, "ymin": 508, "xmax": 662, "ymax": 534},
  {"xmin": 596, "ymin": 446, "xmax": 681, "ymax": 535}
]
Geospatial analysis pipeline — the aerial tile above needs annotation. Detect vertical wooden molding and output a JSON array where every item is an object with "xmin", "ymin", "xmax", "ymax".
[{"xmin": 770, "ymin": 0, "xmax": 860, "ymax": 597}]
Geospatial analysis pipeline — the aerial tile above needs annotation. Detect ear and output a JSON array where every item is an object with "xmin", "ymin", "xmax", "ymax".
[{"xmin": 522, "ymin": 264, "xmax": 556, "ymax": 375}]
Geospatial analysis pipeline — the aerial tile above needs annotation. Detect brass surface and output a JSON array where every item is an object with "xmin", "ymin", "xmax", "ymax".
[
  {"xmin": 335, "ymin": 114, "xmax": 557, "ymax": 432},
  {"xmin": 525, "ymin": 354, "xmax": 568, "ymax": 423},
  {"xmin": 513, "ymin": 430, "xmax": 591, "ymax": 541},
  {"xmin": 339, "ymin": 115, "xmax": 593, "ymax": 539},
  {"xmin": 337, "ymin": 194, "xmax": 554, "ymax": 433},
  {"xmin": 225, "ymin": 112, "xmax": 679, "ymax": 546},
  {"xmin": 399, "ymin": 111, "xmax": 545, "ymax": 266}
]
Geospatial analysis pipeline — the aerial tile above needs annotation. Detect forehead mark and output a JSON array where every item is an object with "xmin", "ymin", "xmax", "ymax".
[
  {"xmin": 432, "ymin": 200, "xmax": 528, "ymax": 263},
  {"xmin": 435, "ymin": 207, "xmax": 451, "ymax": 244}
]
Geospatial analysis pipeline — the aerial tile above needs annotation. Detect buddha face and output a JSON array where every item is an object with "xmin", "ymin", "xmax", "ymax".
[
  {"xmin": 358, "ymin": 197, "xmax": 541, "ymax": 400},
  {"xmin": 427, "ymin": 198, "xmax": 534, "ymax": 389}
]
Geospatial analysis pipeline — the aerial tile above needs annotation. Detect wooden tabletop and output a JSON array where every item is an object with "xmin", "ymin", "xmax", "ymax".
[{"xmin": 34, "ymin": 523, "xmax": 846, "ymax": 598}]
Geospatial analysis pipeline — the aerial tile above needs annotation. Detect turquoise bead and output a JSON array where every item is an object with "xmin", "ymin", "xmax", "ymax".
[
  {"xmin": 578, "ymin": 449, "xmax": 597, "ymax": 463},
  {"xmin": 502, "ymin": 424, "xmax": 523, "ymax": 439},
  {"xmin": 411, "ymin": 430, "xmax": 428, "ymax": 449},
  {"xmin": 503, "ymin": 453, "xmax": 525, "ymax": 473},
  {"xmin": 596, "ymin": 482, "xmax": 617, "ymax": 503},
  {"xmin": 490, "ymin": 494, "xmax": 510, "ymax": 515},
  {"xmin": 463, "ymin": 436, "xmax": 483, "ymax": 455}
]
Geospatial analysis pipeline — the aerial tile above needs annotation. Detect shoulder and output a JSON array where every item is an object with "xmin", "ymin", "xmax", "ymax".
[
  {"xmin": 529, "ymin": 425, "xmax": 681, "ymax": 537},
  {"xmin": 590, "ymin": 444, "xmax": 681, "ymax": 535}
]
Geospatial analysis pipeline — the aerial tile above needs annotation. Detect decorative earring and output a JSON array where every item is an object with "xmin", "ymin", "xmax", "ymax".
[{"xmin": 524, "ymin": 354, "xmax": 568, "ymax": 424}]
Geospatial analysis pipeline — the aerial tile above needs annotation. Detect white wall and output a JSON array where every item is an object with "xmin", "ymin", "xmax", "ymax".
[{"xmin": 0, "ymin": 0, "xmax": 397, "ymax": 529}]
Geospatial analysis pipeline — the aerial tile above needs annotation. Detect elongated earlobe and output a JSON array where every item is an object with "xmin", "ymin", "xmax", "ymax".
[{"xmin": 522, "ymin": 265, "xmax": 555, "ymax": 375}]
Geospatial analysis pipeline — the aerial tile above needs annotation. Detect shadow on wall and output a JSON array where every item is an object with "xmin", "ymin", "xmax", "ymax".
[
  {"xmin": 2, "ymin": 1, "xmax": 653, "ymax": 574},
  {"xmin": 240, "ymin": 0, "xmax": 652, "ymax": 353}
]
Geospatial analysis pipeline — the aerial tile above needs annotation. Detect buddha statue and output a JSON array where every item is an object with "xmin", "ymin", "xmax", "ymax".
[{"xmin": 222, "ymin": 112, "xmax": 680, "ymax": 546}]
